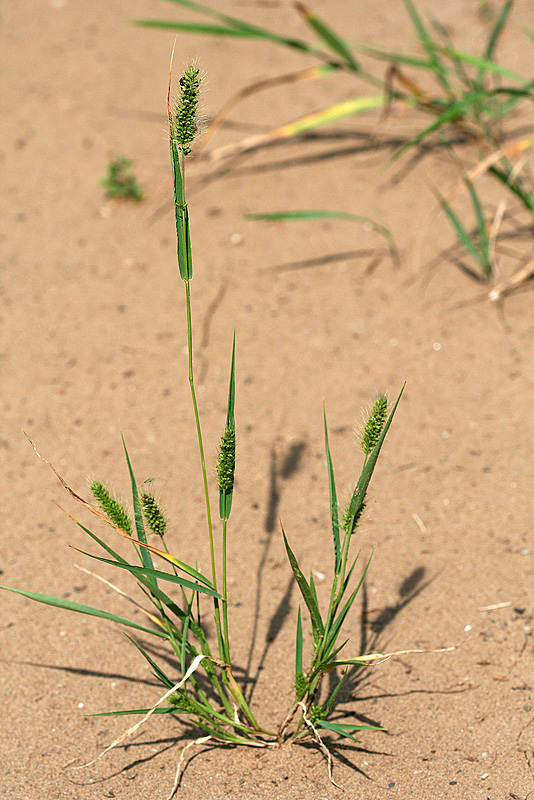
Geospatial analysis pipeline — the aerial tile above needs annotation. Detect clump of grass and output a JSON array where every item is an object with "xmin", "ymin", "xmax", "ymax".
[
  {"xmin": 134, "ymin": 0, "xmax": 532, "ymax": 160},
  {"xmin": 101, "ymin": 155, "xmax": 143, "ymax": 201},
  {"xmin": 0, "ymin": 64, "xmax": 414, "ymax": 794},
  {"xmin": 136, "ymin": 1, "xmax": 534, "ymax": 298}
]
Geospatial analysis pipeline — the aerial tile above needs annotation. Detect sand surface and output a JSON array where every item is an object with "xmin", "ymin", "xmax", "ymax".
[{"xmin": 2, "ymin": 1, "xmax": 534, "ymax": 798}]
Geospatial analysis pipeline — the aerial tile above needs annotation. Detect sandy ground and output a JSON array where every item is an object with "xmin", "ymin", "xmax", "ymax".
[{"xmin": 2, "ymin": 0, "xmax": 534, "ymax": 798}]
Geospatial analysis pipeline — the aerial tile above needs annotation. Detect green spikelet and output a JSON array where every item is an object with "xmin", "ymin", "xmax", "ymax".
[
  {"xmin": 310, "ymin": 704, "xmax": 325, "ymax": 725},
  {"xmin": 140, "ymin": 493, "xmax": 167, "ymax": 537},
  {"xmin": 342, "ymin": 498, "xmax": 366, "ymax": 536},
  {"xmin": 295, "ymin": 671, "xmax": 308, "ymax": 700},
  {"xmin": 361, "ymin": 395, "xmax": 388, "ymax": 455},
  {"xmin": 169, "ymin": 690, "xmax": 195, "ymax": 713},
  {"xmin": 217, "ymin": 426, "xmax": 236, "ymax": 494},
  {"xmin": 91, "ymin": 481, "xmax": 132, "ymax": 534},
  {"xmin": 172, "ymin": 65, "xmax": 201, "ymax": 156}
]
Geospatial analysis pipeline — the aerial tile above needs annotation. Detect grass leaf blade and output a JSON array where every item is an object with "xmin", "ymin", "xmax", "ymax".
[
  {"xmin": 323, "ymin": 405, "xmax": 341, "ymax": 574},
  {"xmin": 295, "ymin": 2, "xmax": 359, "ymax": 70},
  {"xmin": 282, "ymin": 527, "xmax": 324, "ymax": 637},
  {"xmin": 0, "ymin": 585, "xmax": 168, "ymax": 638}
]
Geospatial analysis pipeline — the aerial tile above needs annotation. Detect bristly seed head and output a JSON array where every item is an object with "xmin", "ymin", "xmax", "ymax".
[
  {"xmin": 295, "ymin": 671, "xmax": 308, "ymax": 700},
  {"xmin": 140, "ymin": 493, "xmax": 167, "ymax": 537},
  {"xmin": 310, "ymin": 704, "xmax": 325, "ymax": 724},
  {"xmin": 342, "ymin": 498, "xmax": 366, "ymax": 536},
  {"xmin": 91, "ymin": 481, "xmax": 132, "ymax": 534},
  {"xmin": 172, "ymin": 64, "xmax": 201, "ymax": 156},
  {"xmin": 169, "ymin": 690, "xmax": 195, "ymax": 713},
  {"xmin": 217, "ymin": 426, "xmax": 236, "ymax": 493},
  {"xmin": 361, "ymin": 395, "xmax": 388, "ymax": 455}
]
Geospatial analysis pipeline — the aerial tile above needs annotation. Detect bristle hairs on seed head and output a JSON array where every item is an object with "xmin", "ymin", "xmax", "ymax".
[
  {"xmin": 170, "ymin": 61, "xmax": 202, "ymax": 156},
  {"xmin": 140, "ymin": 492, "xmax": 167, "ymax": 538},
  {"xmin": 90, "ymin": 479, "xmax": 133, "ymax": 534},
  {"xmin": 359, "ymin": 393, "xmax": 388, "ymax": 455},
  {"xmin": 217, "ymin": 425, "xmax": 236, "ymax": 494}
]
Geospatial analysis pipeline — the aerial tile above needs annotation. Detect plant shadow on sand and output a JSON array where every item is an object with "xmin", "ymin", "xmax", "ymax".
[{"xmin": 8, "ymin": 559, "xmax": 467, "ymax": 790}]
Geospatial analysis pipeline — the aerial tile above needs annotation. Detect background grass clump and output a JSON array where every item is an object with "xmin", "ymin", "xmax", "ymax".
[{"xmin": 137, "ymin": 0, "xmax": 534, "ymax": 294}]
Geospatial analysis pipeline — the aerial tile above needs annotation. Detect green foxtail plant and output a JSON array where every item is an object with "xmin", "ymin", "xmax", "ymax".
[{"xmin": 1, "ymin": 64, "xmax": 405, "ymax": 788}]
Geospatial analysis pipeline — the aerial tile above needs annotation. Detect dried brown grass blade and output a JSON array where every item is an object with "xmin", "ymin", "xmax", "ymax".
[{"xmin": 78, "ymin": 653, "xmax": 207, "ymax": 769}]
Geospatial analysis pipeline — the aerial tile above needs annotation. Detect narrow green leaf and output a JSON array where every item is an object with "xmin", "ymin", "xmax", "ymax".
[
  {"xmin": 323, "ymin": 405, "xmax": 341, "ymax": 574},
  {"xmin": 90, "ymin": 707, "xmax": 177, "ymax": 716},
  {"xmin": 71, "ymin": 548, "xmax": 222, "ymax": 598},
  {"xmin": 402, "ymin": 0, "xmax": 450, "ymax": 91},
  {"xmin": 295, "ymin": 2, "xmax": 359, "ymax": 71},
  {"xmin": 125, "ymin": 634, "xmax": 177, "ymax": 689},
  {"xmin": 391, "ymin": 91, "xmax": 488, "ymax": 162},
  {"xmin": 122, "ymin": 437, "xmax": 156, "ymax": 586},
  {"xmin": 282, "ymin": 527, "xmax": 324, "ymax": 637},
  {"xmin": 295, "ymin": 606, "xmax": 303, "ymax": 676},
  {"xmin": 438, "ymin": 46, "xmax": 525, "ymax": 82},
  {"xmin": 74, "ymin": 520, "xmax": 129, "ymax": 565},
  {"xmin": 463, "ymin": 172, "xmax": 491, "ymax": 277},
  {"xmin": 0, "ymin": 585, "xmax": 168, "ymax": 638},
  {"xmin": 436, "ymin": 190, "xmax": 484, "ymax": 269},
  {"xmin": 219, "ymin": 332, "xmax": 236, "ymax": 520},
  {"xmin": 133, "ymin": 20, "xmax": 254, "ymax": 36},
  {"xmin": 317, "ymin": 719, "xmax": 385, "ymax": 739},
  {"xmin": 181, "ymin": 595, "xmax": 194, "ymax": 677},
  {"xmin": 489, "ymin": 164, "xmax": 534, "ymax": 215},
  {"xmin": 483, "ymin": 0, "xmax": 514, "ymax": 61},
  {"xmin": 324, "ymin": 555, "xmax": 372, "ymax": 658},
  {"xmin": 137, "ymin": 0, "xmax": 315, "ymax": 54},
  {"xmin": 247, "ymin": 209, "xmax": 398, "ymax": 267},
  {"xmin": 323, "ymin": 669, "xmax": 348, "ymax": 717}
]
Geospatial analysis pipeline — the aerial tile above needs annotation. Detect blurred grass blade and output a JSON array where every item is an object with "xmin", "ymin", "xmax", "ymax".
[
  {"xmin": 282, "ymin": 526, "xmax": 324, "ymax": 637},
  {"xmin": 134, "ymin": 20, "xmax": 255, "ymax": 36},
  {"xmin": 247, "ymin": 209, "xmax": 398, "ymax": 268},
  {"xmin": 403, "ymin": 0, "xmax": 450, "ymax": 91},
  {"xmin": 463, "ymin": 171, "xmax": 491, "ymax": 277},
  {"xmin": 0, "ymin": 585, "xmax": 168, "ymax": 638},
  {"xmin": 210, "ymin": 96, "xmax": 388, "ymax": 161},
  {"xmin": 136, "ymin": 0, "xmax": 316, "ymax": 54},
  {"xmin": 435, "ymin": 189, "xmax": 484, "ymax": 270},
  {"xmin": 295, "ymin": 2, "xmax": 359, "ymax": 70},
  {"xmin": 353, "ymin": 42, "xmax": 432, "ymax": 69},
  {"xmin": 489, "ymin": 163, "xmax": 534, "ymax": 214},
  {"xmin": 391, "ymin": 91, "xmax": 486, "ymax": 162},
  {"xmin": 483, "ymin": 0, "xmax": 514, "ymax": 61},
  {"xmin": 438, "ymin": 47, "xmax": 525, "ymax": 82},
  {"xmin": 323, "ymin": 405, "xmax": 341, "ymax": 574},
  {"xmin": 72, "ymin": 549, "xmax": 222, "ymax": 598}
]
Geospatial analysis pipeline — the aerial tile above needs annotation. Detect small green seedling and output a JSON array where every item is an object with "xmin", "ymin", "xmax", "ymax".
[{"xmin": 101, "ymin": 155, "xmax": 143, "ymax": 201}]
